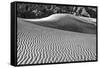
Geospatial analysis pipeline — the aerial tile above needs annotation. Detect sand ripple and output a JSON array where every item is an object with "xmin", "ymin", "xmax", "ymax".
[{"xmin": 17, "ymin": 18, "xmax": 96, "ymax": 65}]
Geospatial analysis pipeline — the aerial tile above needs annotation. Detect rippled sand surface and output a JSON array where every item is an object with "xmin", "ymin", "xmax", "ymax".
[{"xmin": 17, "ymin": 15, "xmax": 96, "ymax": 65}]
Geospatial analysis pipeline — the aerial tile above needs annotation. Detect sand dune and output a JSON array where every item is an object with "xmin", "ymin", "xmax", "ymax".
[
  {"xmin": 17, "ymin": 14, "xmax": 96, "ymax": 65},
  {"xmin": 22, "ymin": 13, "xmax": 96, "ymax": 23},
  {"xmin": 20, "ymin": 14, "xmax": 96, "ymax": 34}
]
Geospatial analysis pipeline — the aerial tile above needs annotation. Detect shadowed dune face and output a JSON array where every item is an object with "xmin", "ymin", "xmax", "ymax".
[
  {"xmin": 17, "ymin": 17, "xmax": 96, "ymax": 65},
  {"xmin": 22, "ymin": 14, "xmax": 96, "ymax": 34}
]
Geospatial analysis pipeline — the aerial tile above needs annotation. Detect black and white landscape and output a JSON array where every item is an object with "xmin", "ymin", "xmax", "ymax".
[{"xmin": 17, "ymin": 3, "xmax": 97, "ymax": 65}]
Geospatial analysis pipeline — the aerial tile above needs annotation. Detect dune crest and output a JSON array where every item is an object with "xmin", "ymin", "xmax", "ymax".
[
  {"xmin": 18, "ymin": 14, "xmax": 96, "ymax": 34},
  {"xmin": 21, "ymin": 13, "xmax": 96, "ymax": 24}
]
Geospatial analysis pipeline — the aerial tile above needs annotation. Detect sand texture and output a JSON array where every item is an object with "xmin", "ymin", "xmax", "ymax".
[{"xmin": 17, "ymin": 14, "xmax": 96, "ymax": 65}]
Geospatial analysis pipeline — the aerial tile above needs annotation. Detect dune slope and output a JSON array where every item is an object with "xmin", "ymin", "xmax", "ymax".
[
  {"xmin": 17, "ymin": 17, "xmax": 96, "ymax": 65},
  {"xmin": 22, "ymin": 14, "xmax": 96, "ymax": 34}
]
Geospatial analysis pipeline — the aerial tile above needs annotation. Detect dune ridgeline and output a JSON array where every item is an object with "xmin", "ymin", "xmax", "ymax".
[{"xmin": 19, "ymin": 13, "xmax": 96, "ymax": 34}]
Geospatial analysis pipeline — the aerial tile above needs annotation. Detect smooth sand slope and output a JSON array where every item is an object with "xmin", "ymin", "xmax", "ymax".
[
  {"xmin": 17, "ymin": 14, "xmax": 96, "ymax": 65},
  {"xmin": 23, "ymin": 14, "xmax": 96, "ymax": 34}
]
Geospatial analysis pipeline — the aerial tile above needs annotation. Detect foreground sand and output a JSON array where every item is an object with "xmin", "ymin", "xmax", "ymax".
[{"xmin": 17, "ymin": 15, "xmax": 96, "ymax": 65}]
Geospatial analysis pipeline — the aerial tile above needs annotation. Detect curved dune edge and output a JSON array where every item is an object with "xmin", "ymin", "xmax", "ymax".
[
  {"xmin": 17, "ymin": 18, "xmax": 96, "ymax": 65},
  {"xmin": 20, "ymin": 13, "xmax": 96, "ymax": 25},
  {"xmin": 18, "ymin": 14, "xmax": 96, "ymax": 34}
]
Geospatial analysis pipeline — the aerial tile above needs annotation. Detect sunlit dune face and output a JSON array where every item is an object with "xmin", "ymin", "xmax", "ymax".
[
  {"xmin": 21, "ymin": 13, "xmax": 96, "ymax": 24},
  {"xmin": 19, "ymin": 13, "xmax": 96, "ymax": 34},
  {"xmin": 21, "ymin": 13, "xmax": 69, "ymax": 22}
]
